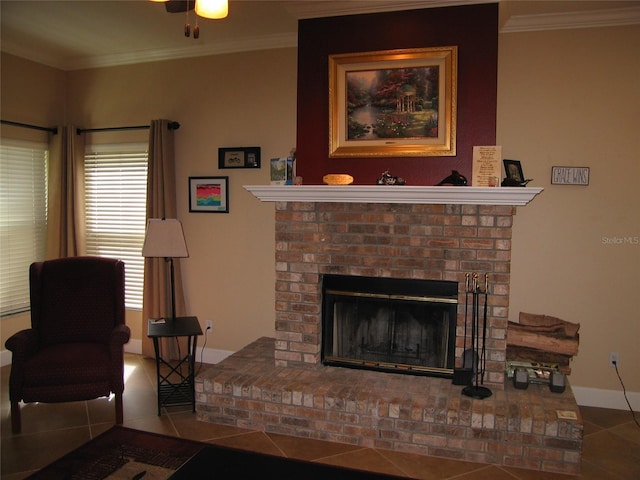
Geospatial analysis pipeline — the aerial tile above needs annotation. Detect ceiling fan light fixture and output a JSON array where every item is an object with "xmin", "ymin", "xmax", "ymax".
[{"xmin": 195, "ymin": 0, "xmax": 228, "ymax": 19}]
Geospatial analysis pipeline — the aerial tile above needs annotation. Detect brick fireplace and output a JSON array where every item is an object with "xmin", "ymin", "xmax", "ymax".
[
  {"xmin": 272, "ymin": 200, "xmax": 513, "ymax": 388},
  {"xmin": 196, "ymin": 186, "xmax": 583, "ymax": 475}
]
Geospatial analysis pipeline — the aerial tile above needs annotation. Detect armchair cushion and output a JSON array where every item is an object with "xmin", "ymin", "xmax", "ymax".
[{"xmin": 20, "ymin": 343, "xmax": 111, "ymax": 400}]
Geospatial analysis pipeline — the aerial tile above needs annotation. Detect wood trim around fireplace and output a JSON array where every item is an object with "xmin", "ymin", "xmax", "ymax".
[{"xmin": 244, "ymin": 185, "xmax": 543, "ymax": 206}]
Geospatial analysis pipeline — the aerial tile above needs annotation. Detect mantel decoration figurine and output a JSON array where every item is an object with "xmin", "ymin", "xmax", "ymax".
[
  {"xmin": 376, "ymin": 170, "xmax": 406, "ymax": 185},
  {"xmin": 501, "ymin": 178, "xmax": 533, "ymax": 187},
  {"xmin": 437, "ymin": 170, "xmax": 467, "ymax": 186},
  {"xmin": 323, "ymin": 174, "xmax": 354, "ymax": 185}
]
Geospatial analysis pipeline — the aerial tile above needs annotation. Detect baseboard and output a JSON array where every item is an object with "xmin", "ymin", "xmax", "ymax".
[
  {"xmin": 124, "ymin": 339, "xmax": 142, "ymax": 355},
  {"xmin": 123, "ymin": 342, "xmax": 233, "ymax": 365},
  {"xmin": 122, "ymin": 340, "xmax": 234, "ymax": 365},
  {"xmin": 572, "ymin": 386, "xmax": 640, "ymax": 412},
  {"xmin": 1, "ymin": 344, "xmax": 233, "ymax": 368},
  {"xmin": 197, "ymin": 346, "xmax": 234, "ymax": 365},
  {"xmin": 0, "ymin": 349, "xmax": 11, "ymax": 367},
  {"xmin": 1, "ymin": 347, "xmax": 637, "ymax": 412}
]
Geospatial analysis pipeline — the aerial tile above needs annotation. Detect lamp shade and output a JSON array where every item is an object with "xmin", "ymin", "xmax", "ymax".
[
  {"xmin": 142, "ymin": 219, "xmax": 188, "ymax": 258},
  {"xmin": 195, "ymin": 0, "xmax": 228, "ymax": 19}
]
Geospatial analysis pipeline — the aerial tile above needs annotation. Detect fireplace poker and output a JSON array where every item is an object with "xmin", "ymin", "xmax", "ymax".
[
  {"xmin": 481, "ymin": 274, "xmax": 489, "ymax": 383},
  {"xmin": 463, "ymin": 273, "xmax": 471, "ymax": 366},
  {"xmin": 464, "ymin": 274, "xmax": 477, "ymax": 372},
  {"xmin": 453, "ymin": 273, "xmax": 475, "ymax": 385},
  {"xmin": 467, "ymin": 273, "xmax": 480, "ymax": 376},
  {"xmin": 464, "ymin": 273, "xmax": 469, "ymax": 343},
  {"xmin": 472, "ymin": 273, "xmax": 478, "ymax": 372}
]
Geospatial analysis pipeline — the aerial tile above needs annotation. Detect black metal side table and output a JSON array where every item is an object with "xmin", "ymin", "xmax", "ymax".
[{"xmin": 147, "ymin": 316, "xmax": 202, "ymax": 415}]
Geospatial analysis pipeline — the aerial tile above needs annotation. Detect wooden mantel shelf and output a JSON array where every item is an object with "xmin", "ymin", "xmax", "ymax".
[{"xmin": 244, "ymin": 185, "xmax": 543, "ymax": 206}]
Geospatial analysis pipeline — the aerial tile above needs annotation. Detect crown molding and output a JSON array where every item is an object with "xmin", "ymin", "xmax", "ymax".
[
  {"xmin": 59, "ymin": 32, "xmax": 299, "ymax": 71},
  {"xmin": 284, "ymin": 0, "xmax": 485, "ymax": 19},
  {"xmin": 286, "ymin": 1, "xmax": 640, "ymax": 32},
  {"xmin": 502, "ymin": 6, "xmax": 640, "ymax": 33}
]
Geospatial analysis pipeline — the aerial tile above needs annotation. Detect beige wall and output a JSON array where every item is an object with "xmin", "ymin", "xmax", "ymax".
[
  {"xmin": 65, "ymin": 48, "xmax": 297, "ymax": 353},
  {"xmin": 0, "ymin": 53, "xmax": 67, "ymax": 136},
  {"xmin": 1, "ymin": 23, "xmax": 638, "ymax": 403},
  {"xmin": 1, "ymin": 49, "xmax": 295, "ymax": 355},
  {"xmin": 0, "ymin": 55, "xmax": 65, "ymax": 346},
  {"xmin": 498, "ymin": 25, "xmax": 640, "ymax": 395}
]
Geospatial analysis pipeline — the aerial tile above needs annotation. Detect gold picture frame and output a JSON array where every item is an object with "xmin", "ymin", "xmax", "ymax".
[{"xmin": 329, "ymin": 46, "xmax": 457, "ymax": 158}]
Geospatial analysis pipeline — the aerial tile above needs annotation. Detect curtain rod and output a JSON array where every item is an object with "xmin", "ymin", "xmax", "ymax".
[
  {"xmin": 0, "ymin": 120, "xmax": 58, "ymax": 134},
  {"xmin": 77, "ymin": 121, "xmax": 180, "ymax": 135},
  {"xmin": 0, "ymin": 120, "xmax": 180, "ymax": 135}
]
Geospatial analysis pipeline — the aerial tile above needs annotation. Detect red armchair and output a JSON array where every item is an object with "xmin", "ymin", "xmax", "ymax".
[{"xmin": 5, "ymin": 256, "xmax": 131, "ymax": 434}]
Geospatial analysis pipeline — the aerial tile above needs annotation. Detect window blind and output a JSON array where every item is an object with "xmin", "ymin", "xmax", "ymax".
[
  {"xmin": 0, "ymin": 141, "xmax": 48, "ymax": 316},
  {"xmin": 84, "ymin": 144, "xmax": 147, "ymax": 309}
]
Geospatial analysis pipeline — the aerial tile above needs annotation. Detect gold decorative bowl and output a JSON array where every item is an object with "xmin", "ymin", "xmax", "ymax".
[{"xmin": 323, "ymin": 174, "xmax": 354, "ymax": 185}]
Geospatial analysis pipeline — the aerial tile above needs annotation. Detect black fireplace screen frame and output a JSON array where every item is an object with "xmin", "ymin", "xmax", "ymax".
[{"xmin": 321, "ymin": 274, "xmax": 458, "ymax": 378}]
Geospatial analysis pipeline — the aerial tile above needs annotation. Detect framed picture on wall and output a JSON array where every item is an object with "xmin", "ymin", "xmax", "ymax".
[
  {"xmin": 189, "ymin": 176, "xmax": 229, "ymax": 213},
  {"xmin": 328, "ymin": 46, "xmax": 458, "ymax": 158},
  {"xmin": 218, "ymin": 147, "xmax": 261, "ymax": 169}
]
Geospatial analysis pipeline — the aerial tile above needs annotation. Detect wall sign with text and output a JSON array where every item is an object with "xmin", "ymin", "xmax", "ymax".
[{"xmin": 551, "ymin": 166, "xmax": 590, "ymax": 186}]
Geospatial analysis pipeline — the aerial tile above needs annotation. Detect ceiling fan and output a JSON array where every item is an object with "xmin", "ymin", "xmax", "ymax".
[
  {"xmin": 159, "ymin": 0, "xmax": 228, "ymax": 17},
  {"xmin": 163, "ymin": 0, "xmax": 195, "ymax": 14},
  {"xmin": 152, "ymin": 0, "xmax": 228, "ymax": 38}
]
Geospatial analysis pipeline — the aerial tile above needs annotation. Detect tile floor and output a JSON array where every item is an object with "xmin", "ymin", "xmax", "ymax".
[{"xmin": 1, "ymin": 353, "xmax": 639, "ymax": 479}]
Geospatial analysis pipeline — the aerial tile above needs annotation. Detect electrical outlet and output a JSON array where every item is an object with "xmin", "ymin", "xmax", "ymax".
[
  {"xmin": 609, "ymin": 352, "xmax": 619, "ymax": 368},
  {"xmin": 206, "ymin": 320, "xmax": 213, "ymax": 331}
]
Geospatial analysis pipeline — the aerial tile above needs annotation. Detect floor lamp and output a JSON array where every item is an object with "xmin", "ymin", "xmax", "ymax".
[{"xmin": 142, "ymin": 218, "xmax": 189, "ymax": 321}]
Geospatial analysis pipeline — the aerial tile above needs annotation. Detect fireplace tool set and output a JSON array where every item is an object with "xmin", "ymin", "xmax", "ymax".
[{"xmin": 454, "ymin": 272, "xmax": 493, "ymax": 399}]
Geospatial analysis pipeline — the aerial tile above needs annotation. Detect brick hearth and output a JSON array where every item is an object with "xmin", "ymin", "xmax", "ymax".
[
  {"xmin": 196, "ymin": 337, "xmax": 582, "ymax": 474},
  {"xmin": 196, "ymin": 199, "xmax": 582, "ymax": 474}
]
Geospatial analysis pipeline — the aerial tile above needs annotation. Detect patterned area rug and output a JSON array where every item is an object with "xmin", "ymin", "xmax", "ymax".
[
  {"xmin": 29, "ymin": 426, "xmax": 408, "ymax": 480},
  {"xmin": 27, "ymin": 427, "xmax": 205, "ymax": 480}
]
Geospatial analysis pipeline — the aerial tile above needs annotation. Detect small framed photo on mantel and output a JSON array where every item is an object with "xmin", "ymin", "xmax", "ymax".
[
  {"xmin": 504, "ymin": 159, "xmax": 525, "ymax": 183},
  {"xmin": 218, "ymin": 147, "xmax": 261, "ymax": 169}
]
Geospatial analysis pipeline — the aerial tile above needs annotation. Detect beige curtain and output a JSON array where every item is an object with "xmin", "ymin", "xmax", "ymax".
[
  {"xmin": 45, "ymin": 125, "xmax": 86, "ymax": 259},
  {"xmin": 141, "ymin": 119, "xmax": 186, "ymax": 358}
]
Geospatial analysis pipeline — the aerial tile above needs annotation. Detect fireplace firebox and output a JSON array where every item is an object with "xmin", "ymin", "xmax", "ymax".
[{"xmin": 321, "ymin": 274, "xmax": 458, "ymax": 378}]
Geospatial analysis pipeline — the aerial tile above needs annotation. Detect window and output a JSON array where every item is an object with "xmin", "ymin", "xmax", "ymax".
[
  {"xmin": 84, "ymin": 144, "xmax": 147, "ymax": 309},
  {"xmin": 0, "ymin": 141, "xmax": 48, "ymax": 316}
]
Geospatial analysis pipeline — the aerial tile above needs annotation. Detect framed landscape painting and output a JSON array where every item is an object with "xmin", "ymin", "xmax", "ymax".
[
  {"xmin": 329, "ymin": 46, "xmax": 458, "ymax": 158},
  {"xmin": 189, "ymin": 176, "xmax": 229, "ymax": 213}
]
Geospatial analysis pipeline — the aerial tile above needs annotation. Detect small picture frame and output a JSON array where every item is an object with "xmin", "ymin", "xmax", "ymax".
[
  {"xmin": 218, "ymin": 147, "xmax": 261, "ymax": 169},
  {"xmin": 270, "ymin": 157, "xmax": 295, "ymax": 185},
  {"xmin": 189, "ymin": 176, "xmax": 229, "ymax": 213},
  {"xmin": 503, "ymin": 159, "xmax": 524, "ymax": 183}
]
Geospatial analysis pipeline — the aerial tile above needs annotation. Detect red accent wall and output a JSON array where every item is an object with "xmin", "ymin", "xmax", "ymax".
[{"xmin": 296, "ymin": 3, "xmax": 498, "ymax": 186}]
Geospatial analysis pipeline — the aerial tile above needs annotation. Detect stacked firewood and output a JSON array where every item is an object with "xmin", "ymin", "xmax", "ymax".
[{"xmin": 506, "ymin": 312, "xmax": 580, "ymax": 374}]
